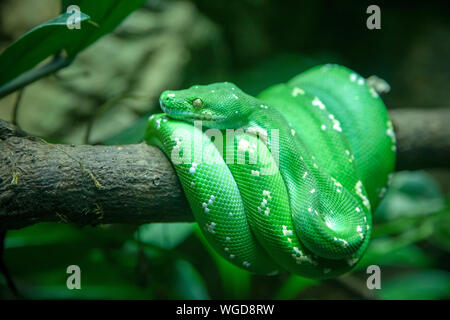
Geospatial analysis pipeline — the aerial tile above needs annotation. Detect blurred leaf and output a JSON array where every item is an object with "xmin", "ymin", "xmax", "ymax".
[
  {"xmin": 0, "ymin": 12, "xmax": 90, "ymax": 85},
  {"xmin": 105, "ymin": 112, "xmax": 152, "ymax": 145},
  {"xmin": 379, "ymin": 270, "xmax": 450, "ymax": 300},
  {"xmin": 173, "ymin": 260, "xmax": 210, "ymax": 299},
  {"xmin": 3, "ymin": 223, "xmax": 152, "ymax": 299},
  {"xmin": 60, "ymin": 0, "xmax": 147, "ymax": 57},
  {"xmin": 193, "ymin": 226, "xmax": 251, "ymax": 299},
  {"xmin": 233, "ymin": 53, "xmax": 336, "ymax": 96},
  {"xmin": 136, "ymin": 223, "xmax": 195, "ymax": 250},
  {"xmin": 358, "ymin": 241, "xmax": 434, "ymax": 269},
  {"xmin": 275, "ymin": 275, "xmax": 318, "ymax": 299},
  {"xmin": 5, "ymin": 223, "xmax": 86, "ymax": 249},
  {"xmin": 429, "ymin": 204, "xmax": 450, "ymax": 252},
  {"xmin": 376, "ymin": 171, "xmax": 445, "ymax": 222},
  {"xmin": 0, "ymin": 0, "xmax": 146, "ymax": 87}
]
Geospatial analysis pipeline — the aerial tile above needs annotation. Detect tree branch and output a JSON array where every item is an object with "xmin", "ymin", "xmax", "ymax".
[{"xmin": 1, "ymin": 108, "xmax": 449, "ymax": 230}]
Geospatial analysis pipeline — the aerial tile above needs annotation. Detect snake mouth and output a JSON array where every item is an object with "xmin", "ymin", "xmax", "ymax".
[{"xmin": 160, "ymin": 102, "xmax": 224, "ymax": 123}]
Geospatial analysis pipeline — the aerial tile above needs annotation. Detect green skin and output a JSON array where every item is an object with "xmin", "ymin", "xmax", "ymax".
[{"xmin": 145, "ymin": 64, "xmax": 396, "ymax": 279}]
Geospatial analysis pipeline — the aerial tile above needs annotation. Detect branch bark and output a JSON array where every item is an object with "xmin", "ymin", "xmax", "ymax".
[{"xmin": 1, "ymin": 108, "xmax": 449, "ymax": 230}]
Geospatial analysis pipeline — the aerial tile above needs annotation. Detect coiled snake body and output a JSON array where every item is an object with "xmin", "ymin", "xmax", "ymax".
[{"xmin": 145, "ymin": 64, "xmax": 396, "ymax": 279}]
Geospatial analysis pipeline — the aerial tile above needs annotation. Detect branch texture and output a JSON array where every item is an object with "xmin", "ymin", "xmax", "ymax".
[{"xmin": 1, "ymin": 108, "xmax": 449, "ymax": 230}]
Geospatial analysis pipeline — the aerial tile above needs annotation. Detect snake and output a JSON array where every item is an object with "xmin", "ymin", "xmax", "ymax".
[{"xmin": 145, "ymin": 64, "xmax": 396, "ymax": 279}]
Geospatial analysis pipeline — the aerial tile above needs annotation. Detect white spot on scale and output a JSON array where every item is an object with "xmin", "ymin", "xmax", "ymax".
[
  {"xmin": 251, "ymin": 170, "xmax": 260, "ymax": 177},
  {"xmin": 238, "ymin": 139, "xmax": 250, "ymax": 152},
  {"xmin": 331, "ymin": 118, "xmax": 342, "ymax": 132},
  {"xmin": 167, "ymin": 93, "xmax": 176, "ymax": 97},
  {"xmin": 262, "ymin": 190, "xmax": 272, "ymax": 199},
  {"xmin": 355, "ymin": 180, "xmax": 371, "ymax": 209},
  {"xmin": 292, "ymin": 87, "xmax": 305, "ymax": 97},
  {"xmin": 357, "ymin": 78, "xmax": 365, "ymax": 86},
  {"xmin": 232, "ymin": 94, "xmax": 239, "ymax": 100},
  {"xmin": 312, "ymin": 97, "xmax": 326, "ymax": 110},
  {"xmin": 321, "ymin": 124, "xmax": 327, "ymax": 130},
  {"xmin": 225, "ymin": 237, "xmax": 231, "ymax": 242},
  {"xmin": 205, "ymin": 222, "xmax": 216, "ymax": 233},
  {"xmin": 261, "ymin": 198, "xmax": 267, "ymax": 207},
  {"xmin": 310, "ymin": 188, "xmax": 316, "ymax": 194},
  {"xmin": 189, "ymin": 163, "xmax": 198, "ymax": 172},
  {"xmin": 282, "ymin": 225, "xmax": 293, "ymax": 236},
  {"xmin": 156, "ymin": 118, "xmax": 162, "ymax": 130},
  {"xmin": 350, "ymin": 73, "xmax": 357, "ymax": 82},
  {"xmin": 291, "ymin": 129, "xmax": 296, "ymax": 136}
]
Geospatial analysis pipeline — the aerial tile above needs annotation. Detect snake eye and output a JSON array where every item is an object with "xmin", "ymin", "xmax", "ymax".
[{"xmin": 193, "ymin": 98, "xmax": 203, "ymax": 109}]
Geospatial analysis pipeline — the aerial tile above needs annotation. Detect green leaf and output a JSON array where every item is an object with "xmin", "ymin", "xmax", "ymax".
[
  {"xmin": 173, "ymin": 260, "xmax": 210, "ymax": 299},
  {"xmin": 136, "ymin": 223, "xmax": 195, "ymax": 250},
  {"xmin": 358, "ymin": 241, "xmax": 434, "ymax": 269},
  {"xmin": 0, "ymin": 0, "xmax": 146, "ymax": 88},
  {"xmin": 0, "ymin": 12, "xmax": 91, "ymax": 85},
  {"xmin": 193, "ymin": 226, "xmax": 251, "ymax": 299},
  {"xmin": 375, "ymin": 171, "xmax": 445, "ymax": 222},
  {"xmin": 274, "ymin": 275, "xmax": 318, "ymax": 299},
  {"xmin": 60, "ymin": 0, "xmax": 147, "ymax": 57},
  {"xmin": 379, "ymin": 270, "xmax": 450, "ymax": 300}
]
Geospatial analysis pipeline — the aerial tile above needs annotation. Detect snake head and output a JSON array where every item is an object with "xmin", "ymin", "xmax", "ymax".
[{"xmin": 159, "ymin": 82, "xmax": 256, "ymax": 129}]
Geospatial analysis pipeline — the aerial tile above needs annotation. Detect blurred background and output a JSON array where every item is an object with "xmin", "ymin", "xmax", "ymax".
[{"xmin": 0, "ymin": 0, "xmax": 449, "ymax": 299}]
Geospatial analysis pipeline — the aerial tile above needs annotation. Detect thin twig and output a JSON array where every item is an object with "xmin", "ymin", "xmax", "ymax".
[
  {"xmin": 0, "ymin": 230, "xmax": 21, "ymax": 298},
  {"xmin": 0, "ymin": 56, "xmax": 73, "ymax": 99},
  {"xmin": 11, "ymin": 89, "xmax": 24, "ymax": 127}
]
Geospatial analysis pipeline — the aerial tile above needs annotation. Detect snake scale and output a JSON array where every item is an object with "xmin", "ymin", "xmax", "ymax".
[{"xmin": 145, "ymin": 64, "xmax": 396, "ymax": 279}]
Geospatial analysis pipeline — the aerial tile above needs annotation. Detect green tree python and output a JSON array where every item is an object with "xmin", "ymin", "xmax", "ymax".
[{"xmin": 145, "ymin": 64, "xmax": 396, "ymax": 279}]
